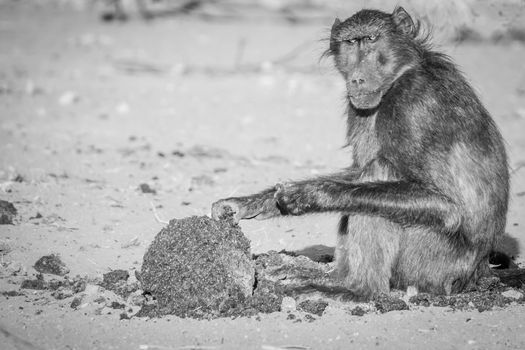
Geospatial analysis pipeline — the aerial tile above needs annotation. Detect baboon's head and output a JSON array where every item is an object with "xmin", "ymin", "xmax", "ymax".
[{"xmin": 329, "ymin": 7, "xmax": 422, "ymax": 110}]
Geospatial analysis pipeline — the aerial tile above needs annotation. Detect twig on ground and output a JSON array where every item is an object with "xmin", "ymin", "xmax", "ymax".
[{"xmin": 150, "ymin": 201, "xmax": 169, "ymax": 224}]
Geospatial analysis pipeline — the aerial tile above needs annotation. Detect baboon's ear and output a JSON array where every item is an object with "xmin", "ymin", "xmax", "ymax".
[
  {"xmin": 329, "ymin": 18, "xmax": 341, "ymax": 53},
  {"xmin": 331, "ymin": 18, "xmax": 341, "ymax": 36},
  {"xmin": 392, "ymin": 6, "xmax": 415, "ymax": 36}
]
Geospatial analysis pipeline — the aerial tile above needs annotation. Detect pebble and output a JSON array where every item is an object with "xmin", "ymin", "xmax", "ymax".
[
  {"xmin": 502, "ymin": 289, "xmax": 523, "ymax": 300},
  {"xmin": 280, "ymin": 296, "xmax": 297, "ymax": 313}
]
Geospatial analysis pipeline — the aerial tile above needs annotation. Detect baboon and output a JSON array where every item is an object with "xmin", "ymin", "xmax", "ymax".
[{"xmin": 212, "ymin": 7, "xmax": 509, "ymax": 298}]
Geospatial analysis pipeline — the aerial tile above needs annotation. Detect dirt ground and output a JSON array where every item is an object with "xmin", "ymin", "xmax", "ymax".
[{"xmin": 1, "ymin": 1, "xmax": 525, "ymax": 349}]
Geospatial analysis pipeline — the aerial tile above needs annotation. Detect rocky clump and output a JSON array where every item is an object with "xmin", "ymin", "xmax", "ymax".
[
  {"xmin": 0, "ymin": 200, "xmax": 17, "ymax": 224},
  {"xmin": 99, "ymin": 270, "xmax": 139, "ymax": 298},
  {"xmin": 34, "ymin": 254, "xmax": 70, "ymax": 276},
  {"xmin": 139, "ymin": 215, "xmax": 255, "ymax": 318}
]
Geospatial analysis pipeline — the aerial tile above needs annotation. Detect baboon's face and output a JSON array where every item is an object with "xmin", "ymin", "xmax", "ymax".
[{"xmin": 330, "ymin": 9, "xmax": 418, "ymax": 110}]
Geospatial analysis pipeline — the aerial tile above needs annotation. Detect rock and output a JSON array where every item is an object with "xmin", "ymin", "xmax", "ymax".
[
  {"xmin": 70, "ymin": 296, "xmax": 83, "ymax": 309},
  {"xmin": 34, "ymin": 254, "xmax": 70, "ymax": 276},
  {"xmin": 351, "ymin": 306, "xmax": 366, "ymax": 316},
  {"xmin": 138, "ymin": 183, "xmax": 156, "ymax": 194},
  {"xmin": 297, "ymin": 299, "xmax": 329, "ymax": 316},
  {"xmin": 501, "ymin": 289, "xmax": 524, "ymax": 300},
  {"xmin": 102, "ymin": 270, "xmax": 129, "ymax": 285},
  {"xmin": 139, "ymin": 215, "xmax": 254, "ymax": 318},
  {"xmin": 280, "ymin": 296, "xmax": 297, "ymax": 313},
  {"xmin": 21, "ymin": 274, "xmax": 47, "ymax": 290},
  {"xmin": 374, "ymin": 295, "xmax": 409, "ymax": 313},
  {"xmin": 100, "ymin": 270, "xmax": 138, "ymax": 298},
  {"xmin": 0, "ymin": 200, "xmax": 17, "ymax": 225}
]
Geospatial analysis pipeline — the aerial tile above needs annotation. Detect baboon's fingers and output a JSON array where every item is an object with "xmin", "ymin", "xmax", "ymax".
[{"xmin": 211, "ymin": 199, "xmax": 242, "ymax": 223}]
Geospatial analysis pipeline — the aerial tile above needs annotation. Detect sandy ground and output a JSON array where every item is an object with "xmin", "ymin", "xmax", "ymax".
[{"xmin": 1, "ymin": 1, "xmax": 525, "ymax": 349}]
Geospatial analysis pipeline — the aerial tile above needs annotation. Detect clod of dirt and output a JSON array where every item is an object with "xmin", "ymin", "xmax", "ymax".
[
  {"xmin": 100, "ymin": 270, "xmax": 138, "ymax": 298},
  {"xmin": 34, "ymin": 254, "xmax": 70, "ymax": 276},
  {"xmin": 70, "ymin": 296, "xmax": 82, "ymax": 309},
  {"xmin": 139, "ymin": 215, "xmax": 255, "ymax": 319},
  {"xmin": 0, "ymin": 200, "xmax": 17, "ymax": 225},
  {"xmin": 138, "ymin": 183, "xmax": 156, "ymax": 194},
  {"xmin": 374, "ymin": 295, "xmax": 409, "ymax": 313},
  {"xmin": 350, "ymin": 306, "xmax": 366, "ymax": 316},
  {"xmin": 297, "ymin": 299, "xmax": 329, "ymax": 316},
  {"xmin": 102, "ymin": 270, "xmax": 129, "ymax": 285},
  {"xmin": 21, "ymin": 274, "xmax": 47, "ymax": 290}
]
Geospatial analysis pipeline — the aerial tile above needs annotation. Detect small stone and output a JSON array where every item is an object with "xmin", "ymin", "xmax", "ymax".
[
  {"xmin": 110, "ymin": 301, "xmax": 126, "ymax": 309},
  {"xmin": 351, "ymin": 306, "xmax": 366, "ymax": 316},
  {"xmin": 2, "ymin": 290, "xmax": 24, "ymax": 297},
  {"xmin": 70, "ymin": 296, "xmax": 83, "ymax": 309},
  {"xmin": 280, "ymin": 296, "xmax": 296, "ymax": 313},
  {"xmin": 297, "ymin": 299, "xmax": 329, "ymax": 316},
  {"xmin": 34, "ymin": 254, "xmax": 70, "ymax": 276},
  {"xmin": 501, "ymin": 289, "xmax": 524, "ymax": 300},
  {"xmin": 0, "ymin": 200, "xmax": 17, "ymax": 225},
  {"xmin": 102, "ymin": 270, "xmax": 129, "ymax": 285},
  {"xmin": 304, "ymin": 314, "xmax": 316, "ymax": 322},
  {"xmin": 374, "ymin": 295, "xmax": 409, "ymax": 313},
  {"xmin": 21, "ymin": 274, "xmax": 47, "ymax": 290},
  {"xmin": 139, "ymin": 215, "xmax": 254, "ymax": 318},
  {"xmin": 138, "ymin": 183, "xmax": 156, "ymax": 194}
]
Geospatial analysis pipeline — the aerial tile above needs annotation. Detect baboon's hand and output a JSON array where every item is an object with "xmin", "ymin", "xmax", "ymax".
[
  {"xmin": 274, "ymin": 182, "xmax": 311, "ymax": 216},
  {"xmin": 211, "ymin": 198, "xmax": 245, "ymax": 223}
]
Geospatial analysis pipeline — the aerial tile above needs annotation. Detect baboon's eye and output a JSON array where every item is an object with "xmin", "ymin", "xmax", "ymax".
[
  {"xmin": 365, "ymin": 35, "xmax": 378, "ymax": 42},
  {"xmin": 345, "ymin": 38, "xmax": 358, "ymax": 45}
]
